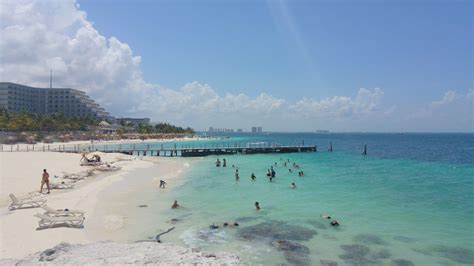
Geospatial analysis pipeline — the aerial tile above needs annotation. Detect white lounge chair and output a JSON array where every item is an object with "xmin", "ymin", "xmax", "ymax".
[
  {"xmin": 42, "ymin": 205, "xmax": 85, "ymax": 217},
  {"xmin": 9, "ymin": 194, "xmax": 46, "ymax": 211},
  {"xmin": 34, "ymin": 213, "xmax": 85, "ymax": 228}
]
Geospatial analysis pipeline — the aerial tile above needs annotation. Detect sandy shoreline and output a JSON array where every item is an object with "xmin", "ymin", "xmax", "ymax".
[
  {"xmin": 0, "ymin": 135, "xmax": 221, "ymax": 152},
  {"xmin": 0, "ymin": 151, "xmax": 198, "ymax": 260}
]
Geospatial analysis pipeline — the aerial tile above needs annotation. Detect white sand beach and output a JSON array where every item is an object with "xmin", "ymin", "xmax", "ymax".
[{"xmin": 0, "ymin": 151, "xmax": 196, "ymax": 260}]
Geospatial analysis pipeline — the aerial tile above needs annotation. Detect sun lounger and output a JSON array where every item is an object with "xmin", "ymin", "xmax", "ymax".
[
  {"xmin": 34, "ymin": 213, "xmax": 85, "ymax": 228},
  {"xmin": 9, "ymin": 194, "xmax": 46, "ymax": 211},
  {"xmin": 50, "ymin": 183, "xmax": 74, "ymax": 189},
  {"xmin": 42, "ymin": 205, "xmax": 85, "ymax": 217}
]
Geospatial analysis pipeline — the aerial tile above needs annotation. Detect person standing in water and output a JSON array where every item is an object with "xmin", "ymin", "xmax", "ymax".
[
  {"xmin": 291, "ymin": 182, "xmax": 296, "ymax": 189},
  {"xmin": 171, "ymin": 200, "xmax": 180, "ymax": 209},
  {"xmin": 40, "ymin": 169, "xmax": 50, "ymax": 194},
  {"xmin": 223, "ymin": 158, "xmax": 227, "ymax": 167},
  {"xmin": 235, "ymin": 169, "xmax": 240, "ymax": 181},
  {"xmin": 255, "ymin": 201, "xmax": 261, "ymax": 210}
]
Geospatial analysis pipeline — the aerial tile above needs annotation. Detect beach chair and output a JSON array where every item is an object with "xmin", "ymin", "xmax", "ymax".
[
  {"xmin": 34, "ymin": 213, "xmax": 85, "ymax": 228},
  {"xmin": 8, "ymin": 194, "xmax": 46, "ymax": 211},
  {"xmin": 42, "ymin": 205, "xmax": 85, "ymax": 217}
]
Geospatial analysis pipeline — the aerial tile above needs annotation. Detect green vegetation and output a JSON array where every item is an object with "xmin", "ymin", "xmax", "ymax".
[
  {"xmin": 137, "ymin": 122, "xmax": 194, "ymax": 134},
  {"xmin": 0, "ymin": 108, "xmax": 98, "ymax": 131},
  {"xmin": 0, "ymin": 108, "xmax": 194, "ymax": 134}
]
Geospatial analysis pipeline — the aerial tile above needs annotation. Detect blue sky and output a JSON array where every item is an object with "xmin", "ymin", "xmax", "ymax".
[
  {"xmin": 78, "ymin": 0, "xmax": 472, "ymax": 107},
  {"xmin": 1, "ymin": 0, "xmax": 472, "ymax": 131}
]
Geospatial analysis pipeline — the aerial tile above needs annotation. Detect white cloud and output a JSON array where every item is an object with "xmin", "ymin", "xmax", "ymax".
[
  {"xmin": 431, "ymin": 90, "xmax": 457, "ymax": 107},
  {"xmin": 289, "ymin": 88, "xmax": 383, "ymax": 119},
  {"xmin": 0, "ymin": 0, "xmax": 471, "ymax": 132}
]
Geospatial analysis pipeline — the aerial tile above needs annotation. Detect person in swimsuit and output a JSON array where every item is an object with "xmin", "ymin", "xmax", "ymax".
[
  {"xmin": 171, "ymin": 200, "xmax": 180, "ymax": 209},
  {"xmin": 255, "ymin": 201, "xmax": 261, "ymax": 210},
  {"xmin": 251, "ymin": 173, "xmax": 256, "ymax": 180},
  {"xmin": 40, "ymin": 169, "xmax": 50, "ymax": 194}
]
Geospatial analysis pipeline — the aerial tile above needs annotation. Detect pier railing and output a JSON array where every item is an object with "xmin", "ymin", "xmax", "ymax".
[{"xmin": 0, "ymin": 142, "xmax": 317, "ymax": 157}]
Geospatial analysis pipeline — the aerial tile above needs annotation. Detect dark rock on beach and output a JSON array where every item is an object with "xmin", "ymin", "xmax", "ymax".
[
  {"xmin": 431, "ymin": 245, "xmax": 474, "ymax": 264},
  {"xmin": 271, "ymin": 240, "xmax": 311, "ymax": 265},
  {"xmin": 339, "ymin": 244, "xmax": 375, "ymax": 265},
  {"xmin": 237, "ymin": 220, "xmax": 317, "ymax": 241},
  {"xmin": 353, "ymin": 234, "xmax": 387, "ymax": 245},
  {"xmin": 391, "ymin": 259, "xmax": 415, "ymax": 266}
]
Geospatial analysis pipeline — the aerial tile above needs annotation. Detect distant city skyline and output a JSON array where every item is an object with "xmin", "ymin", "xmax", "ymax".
[{"xmin": 0, "ymin": 0, "xmax": 472, "ymax": 132}]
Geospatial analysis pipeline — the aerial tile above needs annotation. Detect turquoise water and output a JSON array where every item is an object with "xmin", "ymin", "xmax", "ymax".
[{"xmin": 111, "ymin": 134, "xmax": 474, "ymax": 265}]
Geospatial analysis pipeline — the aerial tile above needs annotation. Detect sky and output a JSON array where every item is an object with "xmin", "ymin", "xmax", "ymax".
[{"xmin": 0, "ymin": 0, "xmax": 472, "ymax": 132}]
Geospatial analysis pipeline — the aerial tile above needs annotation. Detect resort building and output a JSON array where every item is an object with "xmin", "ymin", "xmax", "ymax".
[{"xmin": 0, "ymin": 82, "xmax": 110, "ymax": 118}]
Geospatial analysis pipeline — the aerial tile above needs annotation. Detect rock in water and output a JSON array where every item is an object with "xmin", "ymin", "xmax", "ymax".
[
  {"xmin": 372, "ymin": 249, "xmax": 391, "ymax": 259},
  {"xmin": 339, "ymin": 244, "xmax": 375, "ymax": 265},
  {"xmin": 0, "ymin": 241, "xmax": 241, "ymax": 264},
  {"xmin": 271, "ymin": 240, "xmax": 311, "ymax": 265},
  {"xmin": 237, "ymin": 220, "xmax": 317, "ymax": 241},
  {"xmin": 391, "ymin": 259, "xmax": 415, "ymax": 266},
  {"xmin": 430, "ymin": 245, "xmax": 474, "ymax": 264},
  {"xmin": 353, "ymin": 234, "xmax": 387, "ymax": 245},
  {"xmin": 392, "ymin": 236, "xmax": 416, "ymax": 243},
  {"xmin": 320, "ymin": 259, "xmax": 338, "ymax": 266}
]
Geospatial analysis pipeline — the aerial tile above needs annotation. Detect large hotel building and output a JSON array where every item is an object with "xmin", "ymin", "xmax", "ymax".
[{"xmin": 0, "ymin": 82, "xmax": 110, "ymax": 118}]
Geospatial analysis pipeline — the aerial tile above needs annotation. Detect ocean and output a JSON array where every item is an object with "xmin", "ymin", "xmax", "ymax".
[{"xmin": 100, "ymin": 133, "xmax": 474, "ymax": 265}]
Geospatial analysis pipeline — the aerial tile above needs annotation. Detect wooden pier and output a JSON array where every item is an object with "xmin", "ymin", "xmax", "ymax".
[{"xmin": 60, "ymin": 144, "xmax": 317, "ymax": 157}]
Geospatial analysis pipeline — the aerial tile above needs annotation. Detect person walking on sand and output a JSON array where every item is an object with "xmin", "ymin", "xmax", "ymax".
[{"xmin": 40, "ymin": 169, "xmax": 50, "ymax": 194}]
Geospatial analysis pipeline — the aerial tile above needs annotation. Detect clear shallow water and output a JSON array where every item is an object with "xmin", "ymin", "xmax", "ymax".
[{"xmin": 110, "ymin": 134, "xmax": 474, "ymax": 265}]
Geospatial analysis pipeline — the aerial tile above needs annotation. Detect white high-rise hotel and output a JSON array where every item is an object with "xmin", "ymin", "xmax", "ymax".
[{"xmin": 0, "ymin": 82, "xmax": 110, "ymax": 118}]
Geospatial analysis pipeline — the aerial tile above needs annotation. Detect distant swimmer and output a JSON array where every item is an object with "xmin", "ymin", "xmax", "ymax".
[
  {"xmin": 251, "ymin": 173, "xmax": 256, "ymax": 181},
  {"xmin": 171, "ymin": 200, "xmax": 180, "ymax": 209},
  {"xmin": 216, "ymin": 159, "xmax": 221, "ymax": 167},
  {"xmin": 321, "ymin": 214, "xmax": 332, "ymax": 219},
  {"xmin": 223, "ymin": 222, "xmax": 240, "ymax": 227},
  {"xmin": 289, "ymin": 169, "xmax": 292, "ymax": 173},
  {"xmin": 274, "ymin": 162, "xmax": 277, "ymax": 166},
  {"xmin": 255, "ymin": 201, "xmax": 261, "ymax": 211},
  {"xmin": 271, "ymin": 169, "xmax": 276, "ymax": 177},
  {"xmin": 210, "ymin": 223, "xmax": 219, "ymax": 229},
  {"xmin": 223, "ymin": 158, "xmax": 227, "ymax": 167},
  {"xmin": 232, "ymin": 164, "xmax": 235, "ymax": 168},
  {"xmin": 330, "ymin": 220, "xmax": 340, "ymax": 226},
  {"xmin": 291, "ymin": 182, "xmax": 296, "ymax": 189},
  {"xmin": 267, "ymin": 169, "xmax": 272, "ymax": 177}
]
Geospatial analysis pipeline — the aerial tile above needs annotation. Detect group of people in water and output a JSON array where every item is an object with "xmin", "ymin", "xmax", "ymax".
[{"xmin": 169, "ymin": 156, "xmax": 340, "ymax": 229}]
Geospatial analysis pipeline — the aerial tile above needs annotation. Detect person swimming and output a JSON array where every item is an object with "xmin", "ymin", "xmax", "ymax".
[
  {"xmin": 255, "ymin": 201, "xmax": 261, "ymax": 210},
  {"xmin": 289, "ymin": 168, "xmax": 292, "ymax": 173},
  {"xmin": 210, "ymin": 223, "xmax": 219, "ymax": 229},
  {"xmin": 171, "ymin": 200, "xmax": 180, "ymax": 209},
  {"xmin": 291, "ymin": 182, "xmax": 296, "ymax": 189},
  {"xmin": 271, "ymin": 169, "xmax": 276, "ymax": 177},
  {"xmin": 223, "ymin": 222, "xmax": 240, "ymax": 227},
  {"xmin": 330, "ymin": 220, "xmax": 340, "ymax": 226},
  {"xmin": 251, "ymin": 173, "xmax": 256, "ymax": 180},
  {"xmin": 235, "ymin": 169, "xmax": 240, "ymax": 180},
  {"xmin": 321, "ymin": 214, "xmax": 332, "ymax": 219}
]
